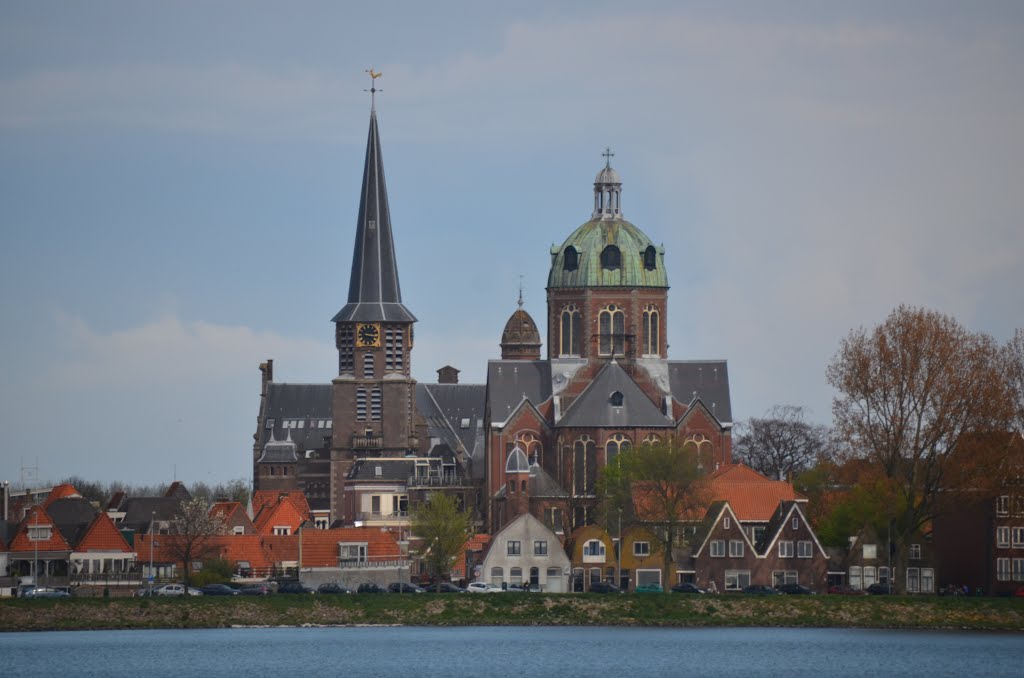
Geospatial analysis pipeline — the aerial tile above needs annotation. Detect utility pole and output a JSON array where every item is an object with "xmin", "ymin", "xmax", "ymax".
[{"xmin": 149, "ymin": 510, "xmax": 155, "ymax": 590}]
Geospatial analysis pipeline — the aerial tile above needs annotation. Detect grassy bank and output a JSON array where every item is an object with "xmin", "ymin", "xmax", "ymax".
[{"xmin": 3, "ymin": 593, "xmax": 1023, "ymax": 632}]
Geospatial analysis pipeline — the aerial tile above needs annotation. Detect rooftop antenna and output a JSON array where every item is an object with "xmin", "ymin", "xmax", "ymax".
[
  {"xmin": 602, "ymin": 147, "xmax": 615, "ymax": 169},
  {"xmin": 20, "ymin": 456, "xmax": 39, "ymax": 493},
  {"xmin": 364, "ymin": 68, "xmax": 383, "ymax": 112}
]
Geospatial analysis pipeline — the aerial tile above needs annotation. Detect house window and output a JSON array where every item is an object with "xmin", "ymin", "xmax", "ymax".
[
  {"xmin": 996, "ymin": 558, "xmax": 1010, "ymax": 581},
  {"xmin": 534, "ymin": 540, "xmax": 548, "ymax": 556},
  {"xmin": 314, "ymin": 517, "xmax": 329, "ymax": 530},
  {"xmin": 563, "ymin": 246, "xmax": 579, "ymax": 272},
  {"xmin": 600, "ymin": 245, "xmax": 621, "ymax": 270},
  {"xmin": 849, "ymin": 566, "xmax": 862, "ymax": 589},
  {"xmin": 863, "ymin": 566, "xmax": 877, "ymax": 588},
  {"xmin": 560, "ymin": 304, "xmax": 582, "ymax": 356},
  {"xmin": 753, "ymin": 526, "xmax": 766, "ymax": 542},
  {"xmin": 507, "ymin": 540, "xmax": 521, "ymax": 556},
  {"xmin": 233, "ymin": 526, "xmax": 245, "ymax": 535},
  {"xmin": 729, "ymin": 540, "xmax": 744, "ymax": 558},
  {"xmin": 510, "ymin": 568, "xmax": 523, "ymax": 585},
  {"xmin": 636, "ymin": 569, "xmax": 662, "ymax": 588},
  {"xmin": 772, "ymin": 571, "xmax": 798, "ymax": 587},
  {"xmin": 641, "ymin": 304, "xmax": 659, "ymax": 355},
  {"xmin": 791, "ymin": 515, "xmax": 799, "ymax": 530},
  {"xmin": 272, "ymin": 526, "xmax": 290, "ymax": 536},
  {"xmin": 589, "ymin": 568, "xmax": 602, "ymax": 587},
  {"xmin": 723, "ymin": 517, "xmax": 731, "ymax": 530},
  {"xmin": 778, "ymin": 541, "xmax": 794, "ymax": 558},
  {"xmin": 906, "ymin": 567, "xmax": 920, "ymax": 592},
  {"xmin": 1013, "ymin": 527, "xmax": 1024, "ymax": 547},
  {"xmin": 862, "ymin": 544, "xmax": 877, "ymax": 560},
  {"xmin": 921, "ymin": 568, "xmax": 934, "ymax": 593},
  {"xmin": 371, "ymin": 495, "xmax": 381, "ymax": 515},
  {"xmin": 606, "ymin": 433, "xmax": 630, "ymax": 466},
  {"xmin": 491, "ymin": 567, "xmax": 504, "ymax": 586},
  {"xmin": 997, "ymin": 526, "xmax": 1011, "ymax": 548},
  {"xmin": 710, "ymin": 540, "xmax": 726, "ymax": 557},
  {"xmin": 909, "ymin": 543, "xmax": 922, "ymax": 560},
  {"xmin": 996, "ymin": 495, "xmax": 1010, "ymax": 516},
  {"xmin": 583, "ymin": 539, "xmax": 606, "ymax": 558},
  {"xmin": 1013, "ymin": 559, "xmax": 1024, "ymax": 581},
  {"xmin": 878, "ymin": 567, "xmax": 890, "ymax": 586},
  {"xmin": 339, "ymin": 543, "xmax": 367, "ymax": 563},
  {"xmin": 27, "ymin": 526, "xmax": 52, "ymax": 542},
  {"xmin": 797, "ymin": 541, "xmax": 813, "ymax": 558},
  {"xmin": 634, "ymin": 541, "xmax": 651, "ymax": 557},
  {"xmin": 724, "ymin": 570, "xmax": 750, "ymax": 591},
  {"xmin": 356, "ymin": 388, "xmax": 367, "ymax": 421},
  {"xmin": 598, "ymin": 304, "xmax": 625, "ymax": 355}
]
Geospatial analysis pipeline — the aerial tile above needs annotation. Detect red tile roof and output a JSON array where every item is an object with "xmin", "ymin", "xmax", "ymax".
[
  {"xmin": 8, "ymin": 506, "xmax": 71, "ymax": 553},
  {"xmin": 299, "ymin": 527, "xmax": 401, "ymax": 567},
  {"xmin": 707, "ymin": 463, "xmax": 806, "ymax": 522},
  {"xmin": 252, "ymin": 491, "xmax": 310, "ymax": 520},
  {"xmin": 253, "ymin": 496, "xmax": 306, "ymax": 536},
  {"xmin": 42, "ymin": 483, "xmax": 81, "ymax": 509},
  {"xmin": 76, "ymin": 512, "xmax": 133, "ymax": 553}
]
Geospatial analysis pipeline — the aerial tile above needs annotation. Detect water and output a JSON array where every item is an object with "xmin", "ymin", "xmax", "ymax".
[{"xmin": 2, "ymin": 626, "xmax": 1022, "ymax": 677}]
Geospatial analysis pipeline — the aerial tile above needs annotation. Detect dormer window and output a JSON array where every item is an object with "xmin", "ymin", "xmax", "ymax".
[
  {"xmin": 643, "ymin": 245, "xmax": 657, "ymax": 271},
  {"xmin": 610, "ymin": 391, "xmax": 624, "ymax": 407},
  {"xmin": 600, "ymin": 245, "xmax": 621, "ymax": 270},
  {"xmin": 563, "ymin": 246, "xmax": 579, "ymax": 272}
]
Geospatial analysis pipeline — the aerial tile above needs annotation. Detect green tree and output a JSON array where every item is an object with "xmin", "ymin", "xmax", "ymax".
[
  {"xmin": 411, "ymin": 493, "xmax": 472, "ymax": 591},
  {"xmin": 827, "ymin": 306, "xmax": 1013, "ymax": 591},
  {"xmin": 597, "ymin": 440, "xmax": 711, "ymax": 589}
]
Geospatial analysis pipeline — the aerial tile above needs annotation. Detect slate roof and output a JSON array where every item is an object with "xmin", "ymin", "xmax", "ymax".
[
  {"xmin": 332, "ymin": 109, "xmax": 416, "ymax": 324},
  {"xmin": 416, "ymin": 383, "xmax": 486, "ymax": 455},
  {"xmin": 258, "ymin": 383, "xmax": 333, "ymax": 451},
  {"xmin": 119, "ymin": 496, "xmax": 183, "ymax": 532},
  {"xmin": 559, "ymin": 361, "xmax": 673, "ymax": 428},
  {"xmin": 486, "ymin": 360, "xmax": 552, "ymax": 425},
  {"xmin": 667, "ymin": 361, "xmax": 732, "ymax": 424},
  {"xmin": 46, "ymin": 497, "xmax": 98, "ymax": 547},
  {"xmin": 348, "ymin": 459, "xmax": 416, "ymax": 482}
]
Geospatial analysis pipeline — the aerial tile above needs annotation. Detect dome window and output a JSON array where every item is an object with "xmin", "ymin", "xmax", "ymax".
[
  {"xmin": 563, "ymin": 246, "xmax": 579, "ymax": 272},
  {"xmin": 609, "ymin": 391, "xmax": 624, "ymax": 407},
  {"xmin": 643, "ymin": 246, "xmax": 657, "ymax": 271},
  {"xmin": 600, "ymin": 245, "xmax": 621, "ymax": 270}
]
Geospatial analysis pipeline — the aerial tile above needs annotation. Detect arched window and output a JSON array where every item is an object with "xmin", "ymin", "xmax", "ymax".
[
  {"xmin": 560, "ymin": 304, "xmax": 582, "ymax": 356},
  {"xmin": 600, "ymin": 245, "xmax": 621, "ymax": 270},
  {"xmin": 563, "ymin": 246, "xmax": 579, "ymax": 272},
  {"xmin": 606, "ymin": 433, "xmax": 631, "ymax": 466},
  {"xmin": 573, "ymin": 436, "xmax": 597, "ymax": 497},
  {"xmin": 642, "ymin": 304, "xmax": 660, "ymax": 356},
  {"xmin": 642, "ymin": 434, "xmax": 661, "ymax": 446},
  {"xmin": 491, "ymin": 567, "xmax": 504, "ymax": 586},
  {"xmin": 515, "ymin": 432, "xmax": 542, "ymax": 467},
  {"xmin": 521, "ymin": 480, "xmax": 528, "ymax": 492},
  {"xmin": 609, "ymin": 391, "xmax": 624, "ymax": 407},
  {"xmin": 599, "ymin": 304, "xmax": 625, "ymax": 355},
  {"xmin": 643, "ymin": 245, "xmax": 657, "ymax": 271},
  {"xmin": 684, "ymin": 434, "xmax": 714, "ymax": 470}
]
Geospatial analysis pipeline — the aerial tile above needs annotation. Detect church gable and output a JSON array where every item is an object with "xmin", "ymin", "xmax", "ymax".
[{"xmin": 558, "ymin": 361, "xmax": 672, "ymax": 428}]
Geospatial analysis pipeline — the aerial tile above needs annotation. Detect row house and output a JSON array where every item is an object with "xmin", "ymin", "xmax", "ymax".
[{"xmin": 935, "ymin": 490, "xmax": 1024, "ymax": 596}]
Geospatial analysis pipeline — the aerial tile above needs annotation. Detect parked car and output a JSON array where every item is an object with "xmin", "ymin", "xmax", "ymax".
[
  {"xmin": 133, "ymin": 587, "xmax": 156, "ymax": 598},
  {"xmin": 317, "ymin": 583, "xmax": 353, "ymax": 595},
  {"xmin": 1014, "ymin": 586, "xmax": 1024, "ymax": 598},
  {"xmin": 466, "ymin": 582, "xmax": 503, "ymax": 594},
  {"xmin": 742, "ymin": 585, "xmax": 783, "ymax": 595},
  {"xmin": 865, "ymin": 583, "xmax": 892, "ymax": 595},
  {"xmin": 670, "ymin": 583, "xmax": 707, "ymax": 594},
  {"xmin": 828, "ymin": 585, "xmax": 868, "ymax": 596},
  {"xmin": 23, "ymin": 587, "xmax": 71, "ymax": 599},
  {"xmin": 424, "ymin": 582, "xmax": 466, "ymax": 593},
  {"xmin": 777, "ymin": 584, "xmax": 814, "ymax": 595},
  {"xmin": 186, "ymin": 587, "xmax": 204, "ymax": 596},
  {"xmin": 239, "ymin": 583, "xmax": 273, "ymax": 596},
  {"xmin": 589, "ymin": 581, "xmax": 622, "ymax": 594},
  {"xmin": 277, "ymin": 581, "xmax": 316, "ymax": 595},
  {"xmin": 199, "ymin": 584, "xmax": 239, "ymax": 596},
  {"xmin": 154, "ymin": 584, "xmax": 187, "ymax": 597},
  {"xmin": 635, "ymin": 583, "xmax": 664, "ymax": 593},
  {"xmin": 357, "ymin": 583, "xmax": 388, "ymax": 594},
  {"xmin": 387, "ymin": 582, "xmax": 426, "ymax": 594}
]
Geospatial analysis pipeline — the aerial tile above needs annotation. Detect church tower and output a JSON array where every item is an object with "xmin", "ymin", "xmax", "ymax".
[{"xmin": 330, "ymin": 94, "xmax": 423, "ymax": 524}]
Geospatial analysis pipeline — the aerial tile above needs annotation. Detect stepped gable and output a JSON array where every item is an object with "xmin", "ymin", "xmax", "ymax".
[
  {"xmin": 558, "ymin": 361, "xmax": 673, "ymax": 428},
  {"xmin": 486, "ymin": 360, "xmax": 552, "ymax": 424},
  {"xmin": 76, "ymin": 511, "xmax": 133, "ymax": 552},
  {"xmin": 707, "ymin": 463, "xmax": 805, "ymax": 522},
  {"xmin": 668, "ymin": 361, "xmax": 731, "ymax": 423}
]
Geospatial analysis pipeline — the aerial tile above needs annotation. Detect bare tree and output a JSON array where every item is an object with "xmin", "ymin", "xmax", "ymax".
[
  {"xmin": 827, "ymin": 306, "xmax": 1013, "ymax": 591},
  {"xmin": 166, "ymin": 496, "xmax": 225, "ymax": 587},
  {"xmin": 733, "ymin": 405, "xmax": 831, "ymax": 480},
  {"xmin": 1005, "ymin": 328, "xmax": 1024, "ymax": 434}
]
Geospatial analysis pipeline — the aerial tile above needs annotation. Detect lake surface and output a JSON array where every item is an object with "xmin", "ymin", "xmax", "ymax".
[{"xmin": 3, "ymin": 626, "xmax": 1022, "ymax": 677}]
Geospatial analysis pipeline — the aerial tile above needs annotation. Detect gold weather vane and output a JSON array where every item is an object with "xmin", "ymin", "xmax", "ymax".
[{"xmin": 364, "ymin": 68, "xmax": 383, "ymax": 111}]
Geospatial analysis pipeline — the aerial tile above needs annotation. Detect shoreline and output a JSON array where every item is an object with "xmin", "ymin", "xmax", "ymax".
[{"xmin": 3, "ymin": 594, "xmax": 1022, "ymax": 633}]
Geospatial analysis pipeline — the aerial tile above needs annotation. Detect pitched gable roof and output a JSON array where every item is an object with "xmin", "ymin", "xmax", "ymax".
[
  {"xmin": 252, "ymin": 490, "xmax": 311, "ymax": 519},
  {"xmin": 76, "ymin": 512, "xmax": 133, "ymax": 553},
  {"xmin": 9, "ymin": 506, "xmax": 71, "ymax": 553},
  {"xmin": 707, "ymin": 463, "xmax": 806, "ymax": 522},
  {"xmin": 253, "ymin": 495, "xmax": 306, "ymax": 536},
  {"xmin": 42, "ymin": 483, "xmax": 81, "ymax": 508},
  {"xmin": 755, "ymin": 501, "xmax": 829, "ymax": 559},
  {"xmin": 559, "ymin": 361, "xmax": 673, "ymax": 428},
  {"xmin": 667, "ymin": 360, "xmax": 732, "ymax": 424},
  {"xmin": 46, "ymin": 497, "xmax": 99, "ymax": 547},
  {"xmin": 486, "ymin": 360, "xmax": 552, "ymax": 425}
]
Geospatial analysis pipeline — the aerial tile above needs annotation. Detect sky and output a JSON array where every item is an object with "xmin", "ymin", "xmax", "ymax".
[{"xmin": 1, "ymin": 1, "xmax": 1022, "ymax": 489}]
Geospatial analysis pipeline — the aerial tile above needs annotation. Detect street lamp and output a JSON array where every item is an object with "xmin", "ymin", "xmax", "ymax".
[{"xmin": 149, "ymin": 510, "xmax": 155, "ymax": 589}]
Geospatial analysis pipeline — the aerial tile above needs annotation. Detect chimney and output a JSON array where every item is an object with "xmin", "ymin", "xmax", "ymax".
[
  {"xmin": 437, "ymin": 365, "xmax": 460, "ymax": 384},
  {"xmin": 260, "ymin": 359, "xmax": 274, "ymax": 395}
]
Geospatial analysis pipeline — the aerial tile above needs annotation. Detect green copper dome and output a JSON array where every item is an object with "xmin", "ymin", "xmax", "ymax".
[{"xmin": 547, "ymin": 218, "xmax": 668, "ymax": 289}]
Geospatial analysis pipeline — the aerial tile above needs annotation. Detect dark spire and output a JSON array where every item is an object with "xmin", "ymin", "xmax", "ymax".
[{"xmin": 333, "ymin": 101, "xmax": 416, "ymax": 324}]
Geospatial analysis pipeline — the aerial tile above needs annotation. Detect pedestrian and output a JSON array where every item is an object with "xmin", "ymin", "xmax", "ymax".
[{"xmin": 708, "ymin": 579, "xmax": 718, "ymax": 594}]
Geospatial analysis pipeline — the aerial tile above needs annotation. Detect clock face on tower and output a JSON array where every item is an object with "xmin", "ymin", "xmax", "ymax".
[{"xmin": 356, "ymin": 323, "xmax": 381, "ymax": 347}]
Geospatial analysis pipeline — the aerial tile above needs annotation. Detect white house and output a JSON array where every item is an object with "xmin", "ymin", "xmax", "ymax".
[{"xmin": 479, "ymin": 513, "xmax": 571, "ymax": 593}]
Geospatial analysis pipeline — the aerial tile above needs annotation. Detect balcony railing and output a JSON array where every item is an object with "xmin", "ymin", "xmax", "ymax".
[
  {"xmin": 356, "ymin": 511, "xmax": 409, "ymax": 522},
  {"xmin": 406, "ymin": 474, "xmax": 473, "ymax": 488},
  {"xmin": 337, "ymin": 557, "xmax": 409, "ymax": 570},
  {"xmin": 351, "ymin": 434, "xmax": 384, "ymax": 450}
]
